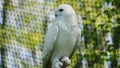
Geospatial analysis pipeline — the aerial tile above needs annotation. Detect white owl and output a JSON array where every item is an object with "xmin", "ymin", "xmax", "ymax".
[{"xmin": 42, "ymin": 4, "xmax": 81, "ymax": 68}]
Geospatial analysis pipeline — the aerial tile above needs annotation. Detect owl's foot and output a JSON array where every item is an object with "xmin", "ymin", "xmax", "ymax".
[
  {"xmin": 60, "ymin": 56, "xmax": 71, "ymax": 67},
  {"xmin": 52, "ymin": 58, "xmax": 63, "ymax": 68}
]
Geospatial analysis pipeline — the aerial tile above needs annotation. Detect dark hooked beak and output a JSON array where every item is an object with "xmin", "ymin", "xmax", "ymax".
[{"xmin": 55, "ymin": 14, "xmax": 57, "ymax": 17}]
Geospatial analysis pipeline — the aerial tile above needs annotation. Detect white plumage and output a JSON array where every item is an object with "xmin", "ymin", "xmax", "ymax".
[{"xmin": 42, "ymin": 4, "xmax": 81, "ymax": 68}]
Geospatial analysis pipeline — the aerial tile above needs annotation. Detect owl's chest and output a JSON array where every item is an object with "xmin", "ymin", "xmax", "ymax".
[{"xmin": 58, "ymin": 26, "xmax": 77, "ymax": 44}]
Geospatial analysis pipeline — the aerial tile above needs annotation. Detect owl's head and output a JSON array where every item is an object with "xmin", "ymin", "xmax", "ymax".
[{"xmin": 55, "ymin": 4, "xmax": 76, "ymax": 18}]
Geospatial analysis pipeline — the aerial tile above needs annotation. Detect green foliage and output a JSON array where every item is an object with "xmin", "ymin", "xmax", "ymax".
[{"xmin": 0, "ymin": 29, "xmax": 6, "ymax": 48}]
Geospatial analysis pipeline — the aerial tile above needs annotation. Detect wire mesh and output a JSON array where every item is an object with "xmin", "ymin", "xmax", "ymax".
[{"xmin": 0, "ymin": 0, "xmax": 119, "ymax": 68}]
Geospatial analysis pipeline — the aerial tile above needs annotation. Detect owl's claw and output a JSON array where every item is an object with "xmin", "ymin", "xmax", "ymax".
[{"xmin": 60, "ymin": 56, "xmax": 71, "ymax": 67}]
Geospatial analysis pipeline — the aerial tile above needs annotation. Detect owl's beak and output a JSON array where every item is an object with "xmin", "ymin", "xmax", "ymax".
[{"xmin": 55, "ymin": 14, "xmax": 57, "ymax": 17}]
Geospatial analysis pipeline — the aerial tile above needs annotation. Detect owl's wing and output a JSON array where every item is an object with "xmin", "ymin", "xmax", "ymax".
[
  {"xmin": 42, "ymin": 25, "xmax": 58, "ymax": 68},
  {"xmin": 69, "ymin": 28, "xmax": 81, "ymax": 59}
]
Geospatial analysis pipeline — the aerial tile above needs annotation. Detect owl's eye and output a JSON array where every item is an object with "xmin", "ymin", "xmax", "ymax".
[{"xmin": 59, "ymin": 9, "xmax": 63, "ymax": 12}]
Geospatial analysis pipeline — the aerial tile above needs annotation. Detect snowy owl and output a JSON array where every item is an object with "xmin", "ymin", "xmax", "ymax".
[{"xmin": 42, "ymin": 4, "xmax": 81, "ymax": 68}]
